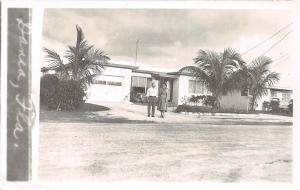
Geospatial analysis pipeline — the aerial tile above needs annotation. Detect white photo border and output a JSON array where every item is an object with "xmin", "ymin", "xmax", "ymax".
[{"xmin": 1, "ymin": 1, "xmax": 299, "ymax": 189}]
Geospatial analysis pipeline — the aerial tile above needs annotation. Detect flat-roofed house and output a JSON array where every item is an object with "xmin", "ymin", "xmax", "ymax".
[
  {"xmin": 41, "ymin": 62, "xmax": 212, "ymax": 106},
  {"xmin": 42, "ymin": 62, "xmax": 291, "ymax": 111}
]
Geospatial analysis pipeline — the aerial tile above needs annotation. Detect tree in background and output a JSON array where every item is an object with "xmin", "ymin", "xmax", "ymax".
[
  {"xmin": 247, "ymin": 56, "xmax": 280, "ymax": 111},
  {"xmin": 42, "ymin": 25, "xmax": 110, "ymax": 88},
  {"xmin": 41, "ymin": 25, "xmax": 110, "ymax": 110},
  {"xmin": 180, "ymin": 48, "xmax": 247, "ymax": 110}
]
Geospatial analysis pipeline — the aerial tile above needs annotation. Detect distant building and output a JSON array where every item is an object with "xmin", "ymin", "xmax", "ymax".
[
  {"xmin": 220, "ymin": 87, "xmax": 293, "ymax": 111},
  {"xmin": 256, "ymin": 87, "xmax": 293, "ymax": 110}
]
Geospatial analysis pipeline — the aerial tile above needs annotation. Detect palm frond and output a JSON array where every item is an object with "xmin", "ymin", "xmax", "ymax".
[
  {"xmin": 76, "ymin": 25, "xmax": 84, "ymax": 48},
  {"xmin": 43, "ymin": 47, "xmax": 70, "ymax": 78},
  {"xmin": 179, "ymin": 66, "xmax": 216, "ymax": 94},
  {"xmin": 247, "ymin": 56, "xmax": 280, "ymax": 110},
  {"xmin": 262, "ymin": 72, "xmax": 280, "ymax": 87},
  {"xmin": 222, "ymin": 47, "xmax": 246, "ymax": 68}
]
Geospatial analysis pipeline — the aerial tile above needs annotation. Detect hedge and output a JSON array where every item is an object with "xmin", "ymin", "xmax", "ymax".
[
  {"xmin": 40, "ymin": 74, "xmax": 60, "ymax": 109},
  {"xmin": 175, "ymin": 105, "xmax": 212, "ymax": 113},
  {"xmin": 40, "ymin": 74, "xmax": 86, "ymax": 111},
  {"xmin": 57, "ymin": 80, "xmax": 86, "ymax": 110}
]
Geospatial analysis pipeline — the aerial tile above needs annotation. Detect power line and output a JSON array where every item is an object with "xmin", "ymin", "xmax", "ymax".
[
  {"xmin": 273, "ymin": 53, "xmax": 290, "ymax": 63},
  {"xmin": 242, "ymin": 23, "xmax": 293, "ymax": 55},
  {"xmin": 260, "ymin": 30, "xmax": 292, "ymax": 56}
]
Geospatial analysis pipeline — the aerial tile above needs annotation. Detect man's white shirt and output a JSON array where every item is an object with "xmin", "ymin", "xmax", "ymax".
[{"xmin": 146, "ymin": 87, "xmax": 158, "ymax": 97}]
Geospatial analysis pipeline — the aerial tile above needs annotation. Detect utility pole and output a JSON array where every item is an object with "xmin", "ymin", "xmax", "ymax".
[{"xmin": 135, "ymin": 39, "xmax": 140, "ymax": 66}]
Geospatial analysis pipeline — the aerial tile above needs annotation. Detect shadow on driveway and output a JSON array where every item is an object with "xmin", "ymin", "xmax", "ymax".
[{"xmin": 40, "ymin": 103, "xmax": 155, "ymax": 124}]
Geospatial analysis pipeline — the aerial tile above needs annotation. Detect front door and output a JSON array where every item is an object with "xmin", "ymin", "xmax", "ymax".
[{"xmin": 158, "ymin": 79, "xmax": 173, "ymax": 102}]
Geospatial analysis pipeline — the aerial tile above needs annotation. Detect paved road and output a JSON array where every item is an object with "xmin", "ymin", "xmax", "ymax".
[{"xmin": 39, "ymin": 123, "xmax": 292, "ymax": 182}]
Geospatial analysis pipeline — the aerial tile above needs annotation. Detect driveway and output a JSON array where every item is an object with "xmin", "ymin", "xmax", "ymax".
[{"xmin": 40, "ymin": 101, "xmax": 293, "ymax": 125}]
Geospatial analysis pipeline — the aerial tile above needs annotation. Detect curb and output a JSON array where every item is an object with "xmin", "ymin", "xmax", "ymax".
[{"xmin": 180, "ymin": 112, "xmax": 253, "ymax": 117}]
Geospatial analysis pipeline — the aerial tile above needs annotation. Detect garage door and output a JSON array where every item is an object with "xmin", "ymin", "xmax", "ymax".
[{"xmin": 87, "ymin": 75, "xmax": 124, "ymax": 102}]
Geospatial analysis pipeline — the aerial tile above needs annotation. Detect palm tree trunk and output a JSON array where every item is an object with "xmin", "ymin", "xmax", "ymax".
[
  {"xmin": 214, "ymin": 92, "xmax": 222, "ymax": 110},
  {"xmin": 250, "ymin": 95, "xmax": 256, "ymax": 111}
]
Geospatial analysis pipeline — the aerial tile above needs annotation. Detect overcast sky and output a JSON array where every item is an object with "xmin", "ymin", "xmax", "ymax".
[{"xmin": 43, "ymin": 9, "xmax": 293, "ymax": 88}]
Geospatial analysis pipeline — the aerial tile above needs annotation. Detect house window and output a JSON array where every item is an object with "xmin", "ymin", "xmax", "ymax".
[
  {"xmin": 131, "ymin": 76, "xmax": 151, "ymax": 94},
  {"xmin": 107, "ymin": 81, "xmax": 122, "ymax": 86},
  {"xmin": 241, "ymin": 89, "xmax": 248, "ymax": 96},
  {"xmin": 271, "ymin": 91, "xmax": 277, "ymax": 98},
  {"xmin": 188, "ymin": 80, "xmax": 205, "ymax": 94},
  {"xmin": 188, "ymin": 80, "xmax": 196, "ymax": 93},
  {"xmin": 282, "ymin": 93, "xmax": 291, "ymax": 102},
  {"xmin": 92, "ymin": 79, "xmax": 122, "ymax": 86},
  {"xmin": 132, "ymin": 76, "xmax": 147, "ymax": 88},
  {"xmin": 92, "ymin": 79, "xmax": 106, "ymax": 85}
]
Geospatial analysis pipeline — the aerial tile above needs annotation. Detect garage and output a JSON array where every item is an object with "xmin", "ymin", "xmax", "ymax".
[{"xmin": 87, "ymin": 75, "xmax": 125, "ymax": 102}]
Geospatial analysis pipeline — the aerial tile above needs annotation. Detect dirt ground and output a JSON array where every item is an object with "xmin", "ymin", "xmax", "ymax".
[{"xmin": 39, "ymin": 122, "xmax": 292, "ymax": 182}]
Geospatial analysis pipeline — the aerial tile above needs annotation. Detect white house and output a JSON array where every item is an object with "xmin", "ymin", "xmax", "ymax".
[
  {"xmin": 85, "ymin": 63, "xmax": 214, "ymax": 106},
  {"xmin": 42, "ymin": 62, "xmax": 212, "ymax": 105},
  {"xmin": 42, "ymin": 62, "xmax": 292, "ymax": 111}
]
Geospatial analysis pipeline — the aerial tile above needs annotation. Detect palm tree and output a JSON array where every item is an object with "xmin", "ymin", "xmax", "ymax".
[
  {"xmin": 248, "ymin": 56, "xmax": 280, "ymax": 111},
  {"xmin": 42, "ymin": 25, "xmax": 110, "ymax": 87},
  {"xmin": 180, "ymin": 48, "xmax": 247, "ymax": 110}
]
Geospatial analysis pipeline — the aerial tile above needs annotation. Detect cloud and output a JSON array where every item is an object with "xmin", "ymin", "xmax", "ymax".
[{"xmin": 42, "ymin": 8, "xmax": 293, "ymax": 87}]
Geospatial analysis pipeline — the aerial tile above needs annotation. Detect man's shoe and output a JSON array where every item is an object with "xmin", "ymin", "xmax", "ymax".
[
  {"xmin": 151, "ymin": 115, "xmax": 155, "ymax": 117},
  {"xmin": 148, "ymin": 115, "xmax": 151, "ymax": 117}
]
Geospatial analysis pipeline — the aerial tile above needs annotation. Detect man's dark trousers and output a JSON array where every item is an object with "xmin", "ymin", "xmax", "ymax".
[{"xmin": 147, "ymin": 96, "xmax": 157, "ymax": 117}]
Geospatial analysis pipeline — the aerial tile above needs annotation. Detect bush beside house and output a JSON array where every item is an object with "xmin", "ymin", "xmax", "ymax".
[
  {"xmin": 175, "ymin": 105, "xmax": 212, "ymax": 113},
  {"xmin": 41, "ymin": 25, "xmax": 110, "ymax": 111},
  {"xmin": 40, "ymin": 74, "xmax": 86, "ymax": 111},
  {"xmin": 175, "ymin": 104, "xmax": 253, "ymax": 114},
  {"xmin": 40, "ymin": 74, "xmax": 60, "ymax": 109},
  {"xmin": 56, "ymin": 80, "xmax": 86, "ymax": 110}
]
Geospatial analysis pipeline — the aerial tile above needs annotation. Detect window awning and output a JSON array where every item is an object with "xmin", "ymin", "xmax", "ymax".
[
  {"xmin": 151, "ymin": 73, "xmax": 178, "ymax": 79},
  {"xmin": 132, "ymin": 76, "xmax": 148, "ymax": 87}
]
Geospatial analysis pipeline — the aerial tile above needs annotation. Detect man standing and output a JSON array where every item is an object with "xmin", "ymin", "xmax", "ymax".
[{"xmin": 146, "ymin": 81, "xmax": 158, "ymax": 117}]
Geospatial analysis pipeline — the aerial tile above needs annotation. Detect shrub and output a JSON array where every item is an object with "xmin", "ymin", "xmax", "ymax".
[
  {"xmin": 262, "ymin": 101, "xmax": 270, "ymax": 111},
  {"xmin": 189, "ymin": 95, "xmax": 206, "ymax": 105},
  {"xmin": 40, "ymin": 75, "xmax": 86, "ymax": 111},
  {"xmin": 40, "ymin": 74, "xmax": 60, "ymax": 109},
  {"xmin": 288, "ymin": 99, "xmax": 293, "ymax": 115},
  {"xmin": 175, "ymin": 105, "xmax": 252, "ymax": 114},
  {"xmin": 130, "ymin": 91, "xmax": 147, "ymax": 103},
  {"xmin": 175, "ymin": 105, "xmax": 212, "ymax": 113},
  {"xmin": 57, "ymin": 80, "xmax": 86, "ymax": 110},
  {"xmin": 203, "ymin": 95, "xmax": 216, "ymax": 107},
  {"xmin": 269, "ymin": 99, "xmax": 280, "ymax": 112}
]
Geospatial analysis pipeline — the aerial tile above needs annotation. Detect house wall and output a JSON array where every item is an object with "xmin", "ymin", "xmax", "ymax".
[
  {"xmin": 172, "ymin": 78, "xmax": 180, "ymax": 105},
  {"xmin": 132, "ymin": 72, "xmax": 152, "ymax": 78},
  {"xmin": 173, "ymin": 75, "xmax": 211, "ymax": 105},
  {"xmin": 256, "ymin": 89, "xmax": 271, "ymax": 110},
  {"xmin": 176, "ymin": 75, "xmax": 190, "ymax": 105},
  {"xmin": 87, "ymin": 67, "xmax": 132, "ymax": 102},
  {"xmin": 220, "ymin": 90, "xmax": 250, "ymax": 111}
]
